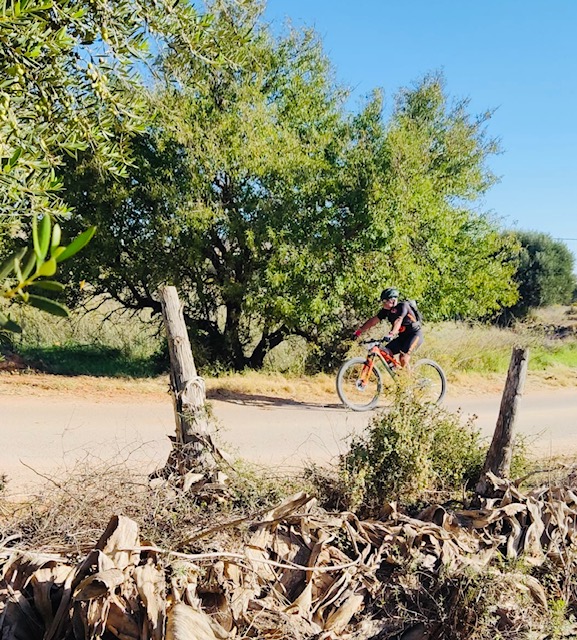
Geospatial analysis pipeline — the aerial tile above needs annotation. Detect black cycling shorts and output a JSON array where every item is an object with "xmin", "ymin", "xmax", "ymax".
[{"xmin": 387, "ymin": 329, "xmax": 423, "ymax": 356}]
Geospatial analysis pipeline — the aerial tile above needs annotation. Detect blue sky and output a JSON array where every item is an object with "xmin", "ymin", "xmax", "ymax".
[{"xmin": 264, "ymin": 1, "xmax": 577, "ymax": 262}]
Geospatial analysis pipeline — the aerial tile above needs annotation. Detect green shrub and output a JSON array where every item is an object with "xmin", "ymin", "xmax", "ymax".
[
  {"xmin": 225, "ymin": 460, "xmax": 310, "ymax": 512},
  {"xmin": 315, "ymin": 398, "xmax": 487, "ymax": 516}
]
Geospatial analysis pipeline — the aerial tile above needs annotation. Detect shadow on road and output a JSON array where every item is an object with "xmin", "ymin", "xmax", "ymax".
[{"xmin": 207, "ymin": 388, "xmax": 344, "ymax": 410}]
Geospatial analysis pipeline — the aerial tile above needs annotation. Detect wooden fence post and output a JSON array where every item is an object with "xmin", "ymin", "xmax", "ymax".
[
  {"xmin": 476, "ymin": 346, "xmax": 529, "ymax": 496},
  {"xmin": 157, "ymin": 285, "xmax": 215, "ymax": 474}
]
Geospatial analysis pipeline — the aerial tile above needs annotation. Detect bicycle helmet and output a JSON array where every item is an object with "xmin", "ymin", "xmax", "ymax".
[{"xmin": 380, "ymin": 287, "xmax": 399, "ymax": 301}]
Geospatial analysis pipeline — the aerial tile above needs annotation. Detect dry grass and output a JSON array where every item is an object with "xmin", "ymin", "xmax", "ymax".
[
  {"xmin": 0, "ymin": 366, "xmax": 339, "ymax": 403},
  {"xmin": 0, "ymin": 365, "xmax": 575, "ymax": 406},
  {"xmin": 0, "ymin": 362, "xmax": 574, "ymax": 405},
  {"xmin": 449, "ymin": 366, "xmax": 577, "ymax": 394},
  {"xmin": 2, "ymin": 304, "xmax": 576, "ymax": 402},
  {"xmin": 530, "ymin": 303, "xmax": 577, "ymax": 325},
  {"xmin": 0, "ymin": 370, "xmax": 170, "ymax": 399},
  {"xmin": 206, "ymin": 370, "xmax": 337, "ymax": 403},
  {"xmin": 0, "ymin": 457, "xmax": 307, "ymax": 553},
  {"xmin": 9, "ymin": 297, "xmax": 162, "ymax": 359}
]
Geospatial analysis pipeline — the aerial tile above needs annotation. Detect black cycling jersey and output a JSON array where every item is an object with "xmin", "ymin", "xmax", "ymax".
[{"xmin": 377, "ymin": 301, "xmax": 420, "ymax": 330}]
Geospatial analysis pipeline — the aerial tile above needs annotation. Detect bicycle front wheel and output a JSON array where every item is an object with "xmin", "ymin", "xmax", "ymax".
[
  {"xmin": 336, "ymin": 357, "xmax": 382, "ymax": 411},
  {"xmin": 411, "ymin": 359, "xmax": 447, "ymax": 404}
]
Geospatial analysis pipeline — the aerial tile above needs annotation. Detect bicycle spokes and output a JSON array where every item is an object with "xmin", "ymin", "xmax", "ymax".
[
  {"xmin": 336, "ymin": 357, "xmax": 382, "ymax": 411},
  {"xmin": 411, "ymin": 360, "xmax": 446, "ymax": 404}
]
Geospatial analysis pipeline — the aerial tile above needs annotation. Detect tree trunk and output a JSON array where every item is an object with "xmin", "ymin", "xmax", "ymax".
[
  {"xmin": 157, "ymin": 285, "xmax": 216, "ymax": 475},
  {"xmin": 476, "ymin": 346, "xmax": 529, "ymax": 496},
  {"xmin": 247, "ymin": 326, "xmax": 289, "ymax": 369}
]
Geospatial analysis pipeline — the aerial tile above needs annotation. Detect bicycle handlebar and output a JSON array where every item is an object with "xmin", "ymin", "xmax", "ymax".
[{"xmin": 360, "ymin": 335, "xmax": 391, "ymax": 345}]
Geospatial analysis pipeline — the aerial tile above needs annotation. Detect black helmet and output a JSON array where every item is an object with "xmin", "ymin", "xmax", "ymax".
[{"xmin": 380, "ymin": 287, "xmax": 399, "ymax": 301}]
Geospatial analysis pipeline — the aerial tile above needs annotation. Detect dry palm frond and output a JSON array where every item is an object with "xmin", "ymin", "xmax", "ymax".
[{"xmin": 3, "ymin": 476, "xmax": 577, "ymax": 638}]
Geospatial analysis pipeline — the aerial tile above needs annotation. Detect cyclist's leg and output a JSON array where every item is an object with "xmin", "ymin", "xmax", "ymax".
[
  {"xmin": 398, "ymin": 331, "xmax": 423, "ymax": 368},
  {"xmin": 382, "ymin": 338, "xmax": 402, "ymax": 367}
]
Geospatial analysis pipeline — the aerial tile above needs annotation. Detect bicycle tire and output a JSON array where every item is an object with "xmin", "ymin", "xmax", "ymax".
[
  {"xmin": 336, "ymin": 357, "xmax": 382, "ymax": 411},
  {"xmin": 411, "ymin": 359, "xmax": 447, "ymax": 404}
]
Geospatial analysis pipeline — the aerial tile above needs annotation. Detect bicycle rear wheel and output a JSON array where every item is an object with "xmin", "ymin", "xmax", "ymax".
[
  {"xmin": 411, "ymin": 359, "xmax": 447, "ymax": 404},
  {"xmin": 336, "ymin": 357, "xmax": 382, "ymax": 411}
]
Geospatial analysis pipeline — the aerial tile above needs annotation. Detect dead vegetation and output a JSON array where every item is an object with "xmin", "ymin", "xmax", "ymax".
[
  {"xmin": 2, "ymin": 468, "xmax": 577, "ymax": 639},
  {"xmin": 1, "ymin": 306, "xmax": 576, "ymax": 638}
]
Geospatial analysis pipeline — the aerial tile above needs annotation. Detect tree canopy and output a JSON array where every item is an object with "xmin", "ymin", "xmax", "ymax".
[
  {"xmin": 499, "ymin": 231, "xmax": 575, "ymax": 319},
  {"xmin": 0, "ymin": 0, "xmax": 221, "ymax": 220},
  {"xmin": 60, "ymin": 14, "xmax": 520, "ymax": 369}
]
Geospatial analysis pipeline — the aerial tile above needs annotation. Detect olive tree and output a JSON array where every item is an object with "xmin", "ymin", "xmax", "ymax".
[{"xmin": 0, "ymin": 0, "xmax": 228, "ymax": 330}]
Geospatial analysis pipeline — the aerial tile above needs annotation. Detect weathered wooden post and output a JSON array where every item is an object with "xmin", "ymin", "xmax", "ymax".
[
  {"xmin": 157, "ymin": 285, "xmax": 216, "ymax": 475},
  {"xmin": 476, "ymin": 346, "xmax": 529, "ymax": 496}
]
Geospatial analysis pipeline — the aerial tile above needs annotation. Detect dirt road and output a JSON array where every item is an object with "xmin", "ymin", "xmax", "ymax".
[{"xmin": 1, "ymin": 387, "xmax": 576, "ymax": 496}]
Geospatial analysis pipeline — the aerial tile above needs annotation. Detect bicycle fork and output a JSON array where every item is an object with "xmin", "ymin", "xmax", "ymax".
[{"xmin": 356, "ymin": 355, "xmax": 376, "ymax": 390}]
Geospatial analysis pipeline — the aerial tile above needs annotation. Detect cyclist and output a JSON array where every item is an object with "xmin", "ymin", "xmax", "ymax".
[{"xmin": 353, "ymin": 287, "xmax": 423, "ymax": 368}]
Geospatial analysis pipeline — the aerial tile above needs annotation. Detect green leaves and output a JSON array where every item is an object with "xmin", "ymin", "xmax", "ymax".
[
  {"xmin": 29, "ymin": 280, "xmax": 65, "ymax": 292},
  {"xmin": 27, "ymin": 294, "xmax": 69, "ymax": 316},
  {"xmin": 0, "ymin": 311, "xmax": 22, "ymax": 333},
  {"xmin": 61, "ymin": 20, "xmax": 357, "ymax": 368},
  {"xmin": 32, "ymin": 213, "xmax": 51, "ymax": 261},
  {"xmin": 1, "ymin": 214, "xmax": 97, "ymax": 330},
  {"xmin": 36, "ymin": 257, "xmax": 57, "ymax": 277},
  {"xmin": 0, "ymin": 0, "xmax": 224, "ymax": 221},
  {"xmin": 0, "ymin": 0, "xmax": 244, "ymax": 338},
  {"xmin": 54, "ymin": 227, "xmax": 96, "ymax": 263},
  {"xmin": 8, "ymin": 147, "xmax": 22, "ymax": 168},
  {"xmin": 502, "ymin": 231, "xmax": 576, "ymax": 319}
]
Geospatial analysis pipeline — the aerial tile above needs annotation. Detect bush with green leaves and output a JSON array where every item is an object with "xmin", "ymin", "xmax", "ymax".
[{"xmin": 328, "ymin": 397, "xmax": 486, "ymax": 515}]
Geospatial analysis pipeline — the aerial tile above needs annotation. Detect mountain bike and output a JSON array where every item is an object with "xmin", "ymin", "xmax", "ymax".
[{"xmin": 336, "ymin": 337, "xmax": 446, "ymax": 411}]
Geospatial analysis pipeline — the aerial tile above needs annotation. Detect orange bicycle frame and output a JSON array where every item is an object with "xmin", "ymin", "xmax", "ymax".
[{"xmin": 360, "ymin": 344, "xmax": 400, "ymax": 383}]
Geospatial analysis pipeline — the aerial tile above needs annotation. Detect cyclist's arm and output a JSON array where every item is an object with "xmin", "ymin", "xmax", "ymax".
[
  {"xmin": 390, "ymin": 317, "xmax": 403, "ymax": 336},
  {"xmin": 390, "ymin": 302, "xmax": 409, "ymax": 336},
  {"xmin": 354, "ymin": 316, "xmax": 380, "ymax": 337}
]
